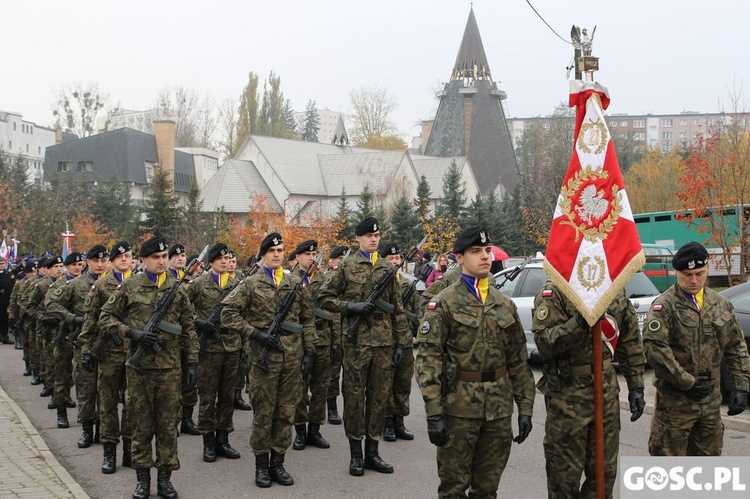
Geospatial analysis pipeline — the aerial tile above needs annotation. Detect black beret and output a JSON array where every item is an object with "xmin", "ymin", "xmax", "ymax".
[
  {"xmin": 139, "ymin": 237, "xmax": 169, "ymax": 258},
  {"xmin": 24, "ymin": 260, "xmax": 38, "ymax": 273},
  {"xmin": 46, "ymin": 256, "xmax": 64, "ymax": 268},
  {"xmin": 63, "ymin": 252, "xmax": 83, "ymax": 265},
  {"xmin": 168, "ymin": 243, "xmax": 185, "ymax": 258},
  {"xmin": 227, "ymin": 250, "xmax": 236, "ymax": 259},
  {"xmin": 330, "ymin": 246, "xmax": 348, "ymax": 259},
  {"xmin": 672, "ymin": 241, "xmax": 709, "ymax": 271},
  {"xmin": 86, "ymin": 245, "xmax": 108, "ymax": 260},
  {"xmin": 259, "ymin": 232, "xmax": 283, "ymax": 256},
  {"xmin": 36, "ymin": 257, "xmax": 50, "ymax": 268},
  {"xmin": 379, "ymin": 243, "xmax": 401, "ymax": 257},
  {"xmin": 355, "ymin": 217, "xmax": 380, "ymax": 236},
  {"xmin": 208, "ymin": 243, "xmax": 229, "ymax": 263},
  {"xmin": 110, "ymin": 241, "xmax": 132, "ymax": 261},
  {"xmin": 291, "ymin": 240, "xmax": 317, "ymax": 260},
  {"xmin": 452, "ymin": 226, "xmax": 492, "ymax": 254}
]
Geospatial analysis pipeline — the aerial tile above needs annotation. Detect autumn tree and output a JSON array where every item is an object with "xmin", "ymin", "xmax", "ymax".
[
  {"xmin": 624, "ymin": 149, "xmax": 682, "ymax": 213},
  {"xmin": 72, "ymin": 213, "xmax": 116, "ymax": 252},
  {"xmin": 357, "ymin": 134, "xmax": 407, "ymax": 150},
  {"xmin": 235, "ymin": 72, "xmax": 260, "ymax": 154},
  {"xmin": 258, "ymin": 71, "xmax": 286, "ymax": 138},
  {"xmin": 52, "ymin": 81, "xmax": 120, "ymax": 137},
  {"xmin": 218, "ymin": 96, "xmax": 239, "ymax": 159},
  {"xmin": 349, "ymin": 85, "xmax": 398, "ymax": 144}
]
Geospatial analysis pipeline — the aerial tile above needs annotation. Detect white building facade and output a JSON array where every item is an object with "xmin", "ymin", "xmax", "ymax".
[{"xmin": 0, "ymin": 110, "xmax": 59, "ymax": 182}]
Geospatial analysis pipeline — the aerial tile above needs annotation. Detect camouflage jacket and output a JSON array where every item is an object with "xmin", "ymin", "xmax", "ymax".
[
  {"xmin": 220, "ymin": 268, "xmax": 315, "ymax": 363},
  {"xmin": 7, "ymin": 276, "xmax": 27, "ymax": 321},
  {"xmin": 186, "ymin": 271, "xmax": 240, "ymax": 353},
  {"xmin": 645, "ymin": 284, "xmax": 750, "ymax": 393},
  {"xmin": 532, "ymin": 283, "xmax": 645, "ymax": 402},
  {"xmin": 398, "ymin": 275, "xmax": 421, "ymax": 339},
  {"xmin": 24, "ymin": 276, "xmax": 57, "ymax": 320},
  {"xmin": 318, "ymin": 251, "xmax": 408, "ymax": 347},
  {"xmin": 98, "ymin": 272, "xmax": 198, "ymax": 369},
  {"xmin": 45, "ymin": 273, "xmax": 99, "ymax": 347},
  {"xmin": 302, "ymin": 269, "xmax": 338, "ymax": 347},
  {"xmin": 79, "ymin": 273, "xmax": 129, "ymax": 354},
  {"xmin": 419, "ymin": 266, "xmax": 494, "ymax": 322},
  {"xmin": 415, "ymin": 279, "xmax": 535, "ymax": 420}
]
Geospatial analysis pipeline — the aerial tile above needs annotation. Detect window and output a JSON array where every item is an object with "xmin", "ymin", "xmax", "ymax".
[
  {"xmin": 679, "ymin": 119, "xmax": 687, "ymax": 126},
  {"xmin": 8, "ymin": 141, "xmax": 11, "ymax": 149},
  {"xmin": 680, "ymin": 132, "xmax": 686, "ymax": 139},
  {"xmin": 57, "ymin": 161, "xmax": 72, "ymax": 172},
  {"xmin": 145, "ymin": 165, "xmax": 154, "ymax": 183},
  {"xmin": 621, "ymin": 121, "xmax": 628, "ymax": 127},
  {"xmin": 77, "ymin": 161, "xmax": 93, "ymax": 172},
  {"xmin": 542, "ymin": 122, "xmax": 550, "ymax": 129},
  {"xmin": 708, "ymin": 118, "xmax": 716, "ymax": 126},
  {"xmin": 30, "ymin": 126, "xmax": 33, "ymax": 134},
  {"xmin": 13, "ymin": 122, "xmax": 16, "ymax": 131},
  {"xmin": 662, "ymin": 132, "xmax": 674, "ymax": 140},
  {"xmin": 633, "ymin": 120, "xmax": 645, "ymax": 128},
  {"xmin": 38, "ymin": 146, "xmax": 41, "ymax": 154},
  {"xmin": 610, "ymin": 121, "xmax": 617, "ymax": 127},
  {"xmin": 662, "ymin": 119, "xmax": 673, "ymax": 127},
  {"xmin": 634, "ymin": 133, "xmax": 645, "ymax": 141},
  {"xmin": 693, "ymin": 119, "xmax": 700, "ymax": 125}
]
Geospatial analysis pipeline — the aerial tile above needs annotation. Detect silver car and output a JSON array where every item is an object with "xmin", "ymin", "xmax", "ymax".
[{"xmin": 495, "ymin": 260, "xmax": 660, "ymax": 362}]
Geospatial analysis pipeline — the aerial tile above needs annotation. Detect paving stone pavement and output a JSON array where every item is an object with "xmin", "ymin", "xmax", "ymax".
[{"xmin": 0, "ymin": 384, "xmax": 88, "ymax": 499}]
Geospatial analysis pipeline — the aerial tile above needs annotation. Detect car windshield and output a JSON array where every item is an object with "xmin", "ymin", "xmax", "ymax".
[{"xmin": 625, "ymin": 272, "xmax": 660, "ymax": 298}]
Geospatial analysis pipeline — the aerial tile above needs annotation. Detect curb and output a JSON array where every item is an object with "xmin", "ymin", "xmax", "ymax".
[{"xmin": 0, "ymin": 384, "xmax": 89, "ymax": 499}]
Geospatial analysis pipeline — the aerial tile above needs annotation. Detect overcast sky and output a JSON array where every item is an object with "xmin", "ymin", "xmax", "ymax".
[{"xmin": 4, "ymin": 0, "xmax": 750, "ymax": 140}]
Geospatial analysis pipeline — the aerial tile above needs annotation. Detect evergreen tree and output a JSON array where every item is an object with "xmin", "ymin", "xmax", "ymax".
[
  {"xmin": 415, "ymin": 174, "xmax": 432, "ymax": 222},
  {"xmin": 302, "ymin": 100, "xmax": 320, "ymax": 142},
  {"xmin": 354, "ymin": 183, "xmax": 375, "ymax": 221},
  {"xmin": 496, "ymin": 186, "xmax": 539, "ymax": 255},
  {"xmin": 142, "ymin": 167, "xmax": 181, "ymax": 240},
  {"xmin": 282, "ymin": 99, "xmax": 297, "ymax": 138},
  {"xmin": 173, "ymin": 179, "xmax": 212, "ymax": 251},
  {"xmin": 334, "ymin": 187, "xmax": 354, "ymax": 241},
  {"xmin": 435, "ymin": 160, "xmax": 466, "ymax": 220},
  {"xmin": 91, "ymin": 176, "xmax": 140, "ymax": 243},
  {"xmin": 461, "ymin": 193, "xmax": 489, "ymax": 230},
  {"xmin": 388, "ymin": 194, "xmax": 422, "ymax": 250}
]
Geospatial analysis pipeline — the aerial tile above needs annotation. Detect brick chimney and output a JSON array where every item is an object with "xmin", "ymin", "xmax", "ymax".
[
  {"xmin": 55, "ymin": 124, "xmax": 63, "ymax": 144},
  {"xmin": 153, "ymin": 120, "xmax": 176, "ymax": 191}
]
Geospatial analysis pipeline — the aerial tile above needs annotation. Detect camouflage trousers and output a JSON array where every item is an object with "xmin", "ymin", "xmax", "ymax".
[
  {"xmin": 197, "ymin": 350, "xmax": 240, "ymax": 433},
  {"xmin": 294, "ymin": 344, "xmax": 331, "ymax": 425},
  {"xmin": 236, "ymin": 354, "xmax": 250, "ymax": 392},
  {"xmin": 41, "ymin": 336, "xmax": 55, "ymax": 387},
  {"xmin": 52, "ymin": 342, "xmax": 74, "ymax": 406},
  {"xmin": 73, "ymin": 346, "xmax": 98, "ymax": 423},
  {"xmin": 342, "ymin": 343, "xmax": 392, "ymax": 441},
  {"xmin": 648, "ymin": 389, "xmax": 724, "ymax": 456},
  {"xmin": 543, "ymin": 395, "xmax": 620, "ymax": 499},
  {"xmin": 387, "ymin": 346, "xmax": 413, "ymax": 416},
  {"xmin": 98, "ymin": 351, "xmax": 131, "ymax": 444},
  {"xmin": 28, "ymin": 322, "xmax": 40, "ymax": 371},
  {"xmin": 126, "ymin": 367, "xmax": 181, "ymax": 471},
  {"xmin": 436, "ymin": 415, "xmax": 513, "ymax": 499},
  {"xmin": 327, "ymin": 343, "xmax": 343, "ymax": 399},
  {"xmin": 249, "ymin": 358, "xmax": 302, "ymax": 455},
  {"xmin": 181, "ymin": 351, "xmax": 198, "ymax": 407},
  {"xmin": 21, "ymin": 317, "xmax": 31, "ymax": 363}
]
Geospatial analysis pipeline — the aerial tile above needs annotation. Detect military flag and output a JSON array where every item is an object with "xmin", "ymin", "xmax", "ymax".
[
  {"xmin": 62, "ymin": 225, "xmax": 75, "ymax": 260},
  {"xmin": 543, "ymin": 80, "xmax": 645, "ymax": 325}
]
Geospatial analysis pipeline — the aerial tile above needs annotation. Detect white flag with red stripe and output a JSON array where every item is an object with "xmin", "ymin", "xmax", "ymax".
[{"xmin": 544, "ymin": 80, "xmax": 645, "ymax": 325}]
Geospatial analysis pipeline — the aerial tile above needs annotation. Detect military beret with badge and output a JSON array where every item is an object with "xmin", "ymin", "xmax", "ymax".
[
  {"xmin": 452, "ymin": 225, "xmax": 492, "ymax": 254},
  {"xmin": 355, "ymin": 217, "xmax": 380, "ymax": 236},
  {"xmin": 379, "ymin": 243, "xmax": 401, "ymax": 258},
  {"xmin": 63, "ymin": 252, "xmax": 83, "ymax": 265},
  {"xmin": 86, "ymin": 245, "xmax": 108, "ymax": 260},
  {"xmin": 139, "ymin": 237, "xmax": 168, "ymax": 258},
  {"xmin": 672, "ymin": 241, "xmax": 709, "ymax": 271},
  {"xmin": 23, "ymin": 259, "xmax": 38, "ymax": 273},
  {"xmin": 110, "ymin": 241, "xmax": 132, "ymax": 261},
  {"xmin": 168, "ymin": 243, "xmax": 185, "ymax": 258},
  {"xmin": 258, "ymin": 232, "xmax": 283, "ymax": 256},
  {"xmin": 207, "ymin": 243, "xmax": 229, "ymax": 263},
  {"xmin": 45, "ymin": 256, "xmax": 64, "ymax": 268},
  {"xmin": 329, "ymin": 246, "xmax": 348, "ymax": 259}
]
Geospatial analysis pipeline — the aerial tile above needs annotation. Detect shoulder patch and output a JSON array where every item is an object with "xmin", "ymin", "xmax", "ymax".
[
  {"xmin": 107, "ymin": 295, "xmax": 116, "ymax": 304},
  {"xmin": 427, "ymin": 301, "xmax": 439, "ymax": 310},
  {"xmin": 324, "ymin": 276, "xmax": 332, "ymax": 285},
  {"xmin": 54, "ymin": 287, "xmax": 63, "ymax": 296},
  {"xmin": 647, "ymin": 319, "xmax": 661, "ymax": 332},
  {"xmin": 420, "ymin": 321, "xmax": 431, "ymax": 334},
  {"xmin": 652, "ymin": 304, "xmax": 662, "ymax": 312},
  {"xmin": 229, "ymin": 289, "xmax": 238, "ymax": 298},
  {"xmin": 542, "ymin": 289, "xmax": 553, "ymax": 297},
  {"xmin": 535, "ymin": 305, "xmax": 549, "ymax": 321}
]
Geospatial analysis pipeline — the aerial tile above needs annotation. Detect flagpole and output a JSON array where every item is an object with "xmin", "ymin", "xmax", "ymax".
[{"xmin": 593, "ymin": 320, "xmax": 604, "ymax": 499}]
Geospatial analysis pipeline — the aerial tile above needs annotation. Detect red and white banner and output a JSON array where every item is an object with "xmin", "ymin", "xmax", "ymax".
[{"xmin": 544, "ymin": 81, "xmax": 645, "ymax": 325}]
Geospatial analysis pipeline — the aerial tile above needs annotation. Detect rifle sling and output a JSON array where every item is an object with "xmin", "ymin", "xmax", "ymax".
[{"xmin": 315, "ymin": 308, "xmax": 334, "ymax": 321}]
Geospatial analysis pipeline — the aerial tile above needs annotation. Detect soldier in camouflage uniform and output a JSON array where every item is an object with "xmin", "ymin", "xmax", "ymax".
[
  {"xmin": 187, "ymin": 243, "xmax": 242, "ymax": 463},
  {"xmin": 9, "ymin": 260, "xmax": 38, "ymax": 375},
  {"xmin": 326, "ymin": 245, "xmax": 347, "ymax": 425},
  {"xmin": 229, "ymin": 251, "xmax": 252, "ymax": 412},
  {"xmin": 380, "ymin": 244, "xmax": 417, "ymax": 442},
  {"xmin": 645, "ymin": 242, "xmax": 750, "ymax": 456},
  {"xmin": 79, "ymin": 242, "xmax": 134, "ymax": 474},
  {"xmin": 291, "ymin": 240, "xmax": 333, "ymax": 451},
  {"xmin": 98, "ymin": 237, "xmax": 199, "ymax": 499},
  {"xmin": 20, "ymin": 258, "xmax": 47, "ymax": 385},
  {"xmin": 44, "ymin": 252, "xmax": 84, "ymax": 426},
  {"xmin": 221, "ymin": 233, "xmax": 315, "ymax": 488},
  {"xmin": 416, "ymin": 226, "xmax": 535, "ymax": 498},
  {"xmin": 6, "ymin": 265, "xmax": 26, "ymax": 351},
  {"xmin": 532, "ymin": 281, "xmax": 645, "ymax": 498},
  {"xmin": 318, "ymin": 218, "xmax": 409, "ymax": 477},
  {"xmin": 46, "ymin": 245, "xmax": 108, "ymax": 448}
]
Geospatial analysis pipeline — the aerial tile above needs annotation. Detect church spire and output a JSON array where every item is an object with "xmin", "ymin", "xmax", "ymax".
[{"xmin": 451, "ymin": 6, "xmax": 492, "ymax": 82}]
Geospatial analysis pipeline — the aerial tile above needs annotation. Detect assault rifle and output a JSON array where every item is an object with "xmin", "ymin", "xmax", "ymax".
[
  {"xmin": 342, "ymin": 235, "xmax": 427, "ymax": 340},
  {"xmin": 253, "ymin": 251, "xmax": 324, "ymax": 374},
  {"xmin": 494, "ymin": 255, "xmax": 536, "ymax": 292},
  {"xmin": 125, "ymin": 245, "xmax": 209, "ymax": 372},
  {"xmin": 401, "ymin": 262, "xmax": 433, "ymax": 323},
  {"xmin": 53, "ymin": 322, "xmax": 75, "ymax": 349}
]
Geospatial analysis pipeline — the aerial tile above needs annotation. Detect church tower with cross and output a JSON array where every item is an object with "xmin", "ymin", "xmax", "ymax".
[{"xmin": 422, "ymin": 6, "xmax": 519, "ymax": 197}]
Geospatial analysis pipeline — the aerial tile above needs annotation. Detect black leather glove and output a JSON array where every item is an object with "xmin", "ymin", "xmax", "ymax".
[
  {"xmin": 514, "ymin": 415, "xmax": 532, "ymax": 444},
  {"xmin": 195, "ymin": 318, "xmax": 217, "ymax": 336},
  {"xmin": 72, "ymin": 315, "xmax": 84, "ymax": 327},
  {"xmin": 250, "ymin": 328, "xmax": 283, "ymax": 351},
  {"xmin": 80, "ymin": 352, "xmax": 96, "ymax": 372},
  {"xmin": 126, "ymin": 327, "xmax": 158, "ymax": 347},
  {"xmin": 330, "ymin": 343, "xmax": 340, "ymax": 361},
  {"xmin": 301, "ymin": 350, "xmax": 315, "ymax": 378},
  {"xmin": 40, "ymin": 315, "xmax": 58, "ymax": 327},
  {"xmin": 346, "ymin": 301, "xmax": 376, "ymax": 317},
  {"xmin": 393, "ymin": 345, "xmax": 404, "ymax": 367},
  {"xmin": 186, "ymin": 362, "xmax": 199, "ymax": 390},
  {"xmin": 728, "ymin": 389, "xmax": 749, "ymax": 416},
  {"xmin": 628, "ymin": 388, "xmax": 646, "ymax": 421},
  {"xmin": 426, "ymin": 414, "xmax": 449, "ymax": 447},
  {"xmin": 684, "ymin": 378, "xmax": 711, "ymax": 401}
]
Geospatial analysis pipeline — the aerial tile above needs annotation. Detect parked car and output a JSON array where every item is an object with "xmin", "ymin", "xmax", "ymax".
[
  {"xmin": 718, "ymin": 282, "xmax": 750, "ymax": 401},
  {"xmin": 642, "ymin": 243, "xmax": 676, "ymax": 292},
  {"xmin": 495, "ymin": 260, "xmax": 660, "ymax": 362}
]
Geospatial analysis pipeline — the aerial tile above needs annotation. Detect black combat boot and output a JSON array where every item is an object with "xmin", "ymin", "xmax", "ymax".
[
  {"xmin": 23, "ymin": 361, "xmax": 31, "ymax": 376},
  {"xmin": 40, "ymin": 384, "xmax": 53, "ymax": 397},
  {"xmin": 1, "ymin": 333, "xmax": 13, "ymax": 344},
  {"xmin": 327, "ymin": 397, "xmax": 341, "ymax": 424},
  {"xmin": 66, "ymin": 399, "xmax": 77, "ymax": 408},
  {"xmin": 78, "ymin": 421, "xmax": 94, "ymax": 448},
  {"xmin": 393, "ymin": 415, "xmax": 414, "ymax": 440},
  {"xmin": 56, "ymin": 406, "xmax": 69, "ymax": 428},
  {"xmin": 292, "ymin": 424, "xmax": 307, "ymax": 450},
  {"xmin": 203, "ymin": 432, "xmax": 217, "ymax": 462},
  {"xmin": 179, "ymin": 405, "xmax": 201, "ymax": 435},
  {"xmin": 47, "ymin": 400, "xmax": 58, "ymax": 410},
  {"xmin": 156, "ymin": 469, "xmax": 179, "ymax": 499},
  {"xmin": 364, "ymin": 439, "xmax": 393, "ymax": 473},
  {"xmin": 383, "ymin": 416, "xmax": 397, "ymax": 442},
  {"xmin": 270, "ymin": 451, "xmax": 294, "ymax": 486},
  {"xmin": 349, "ymin": 439, "xmax": 364, "ymax": 476},
  {"xmin": 122, "ymin": 438, "xmax": 132, "ymax": 468},
  {"xmin": 234, "ymin": 389, "xmax": 252, "ymax": 411},
  {"xmin": 102, "ymin": 442, "xmax": 117, "ymax": 474},
  {"xmin": 254, "ymin": 453, "xmax": 271, "ymax": 488},
  {"xmin": 306, "ymin": 422, "xmax": 330, "ymax": 449},
  {"xmin": 30, "ymin": 372, "xmax": 42, "ymax": 385},
  {"xmin": 133, "ymin": 468, "xmax": 151, "ymax": 499},
  {"xmin": 215, "ymin": 430, "xmax": 241, "ymax": 459}
]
